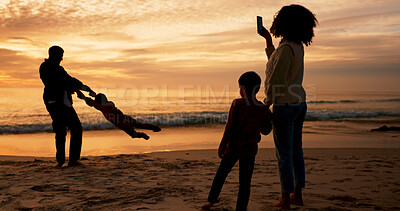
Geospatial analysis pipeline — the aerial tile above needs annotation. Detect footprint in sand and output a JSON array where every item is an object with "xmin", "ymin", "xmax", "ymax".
[
  {"xmin": 332, "ymin": 178, "xmax": 352, "ymax": 183},
  {"xmin": 327, "ymin": 195, "xmax": 357, "ymax": 202}
]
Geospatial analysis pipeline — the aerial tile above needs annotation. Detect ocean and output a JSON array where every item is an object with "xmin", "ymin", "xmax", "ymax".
[{"xmin": 0, "ymin": 88, "xmax": 400, "ymax": 134}]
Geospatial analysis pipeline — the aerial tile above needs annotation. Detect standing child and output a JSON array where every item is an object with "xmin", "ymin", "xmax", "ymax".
[
  {"xmin": 202, "ymin": 71, "xmax": 272, "ymax": 211},
  {"xmin": 77, "ymin": 91, "xmax": 161, "ymax": 140}
]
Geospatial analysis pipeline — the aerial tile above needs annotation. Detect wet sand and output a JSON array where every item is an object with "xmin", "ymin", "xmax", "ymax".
[{"xmin": 0, "ymin": 123, "xmax": 399, "ymax": 157}]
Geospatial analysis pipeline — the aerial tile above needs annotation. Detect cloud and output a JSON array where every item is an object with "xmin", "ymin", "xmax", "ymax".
[
  {"xmin": 83, "ymin": 32, "xmax": 137, "ymax": 42},
  {"xmin": 0, "ymin": 0, "xmax": 399, "ymax": 91},
  {"xmin": 0, "ymin": 48, "xmax": 43, "ymax": 86},
  {"xmin": 322, "ymin": 11, "xmax": 399, "ymax": 25}
]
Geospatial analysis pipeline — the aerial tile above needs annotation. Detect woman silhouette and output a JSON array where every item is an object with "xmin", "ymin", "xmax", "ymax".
[{"xmin": 258, "ymin": 4, "xmax": 318, "ymax": 209}]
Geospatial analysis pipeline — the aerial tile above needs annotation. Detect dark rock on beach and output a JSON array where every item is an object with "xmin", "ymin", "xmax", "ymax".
[{"xmin": 371, "ymin": 125, "xmax": 400, "ymax": 132}]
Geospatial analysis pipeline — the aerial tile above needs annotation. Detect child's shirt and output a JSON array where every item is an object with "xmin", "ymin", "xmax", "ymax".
[
  {"xmin": 221, "ymin": 98, "xmax": 271, "ymax": 152},
  {"xmin": 85, "ymin": 98, "xmax": 125, "ymax": 125}
]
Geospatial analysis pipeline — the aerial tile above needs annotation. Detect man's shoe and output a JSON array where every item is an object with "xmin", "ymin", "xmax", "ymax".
[{"xmin": 54, "ymin": 162, "xmax": 64, "ymax": 168}]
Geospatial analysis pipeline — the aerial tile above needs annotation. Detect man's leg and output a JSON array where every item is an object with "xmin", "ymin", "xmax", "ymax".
[
  {"xmin": 207, "ymin": 153, "xmax": 238, "ymax": 203},
  {"xmin": 53, "ymin": 121, "xmax": 67, "ymax": 165},
  {"xmin": 45, "ymin": 103, "xmax": 67, "ymax": 165},
  {"xmin": 66, "ymin": 107, "xmax": 82, "ymax": 162}
]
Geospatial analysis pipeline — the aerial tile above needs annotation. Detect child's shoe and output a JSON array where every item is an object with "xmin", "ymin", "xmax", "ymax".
[
  {"xmin": 273, "ymin": 193, "xmax": 291, "ymax": 209},
  {"xmin": 152, "ymin": 126, "xmax": 161, "ymax": 132},
  {"xmin": 137, "ymin": 132, "xmax": 150, "ymax": 140},
  {"xmin": 130, "ymin": 131, "xmax": 149, "ymax": 140},
  {"xmin": 200, "ymin": 202, "xmax": 214, "ymax": 210},
  {"xmin": 131, "ymin": 131, "xmax": 150, "ymax": 140}
]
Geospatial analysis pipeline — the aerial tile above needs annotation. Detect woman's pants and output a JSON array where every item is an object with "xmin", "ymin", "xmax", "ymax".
[{"xmin": 272, "ymin": 102, "xmax": 307, "ymax": 193}]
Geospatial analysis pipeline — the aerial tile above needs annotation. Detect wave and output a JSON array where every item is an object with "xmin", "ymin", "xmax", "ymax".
[
  {"xmin": 308, "ymin": 100, "xmax": 330, "ymax": 104},
  {"xmin": 308, "ymin": 100, "xmax": 358, "ymax": 104},
  {"xmin": 1, "ymin": 110, "xmax": 400, "ymax": 134},
  {"xmin": 306, "ymin": 110, "xmax": 400, "ymax": 121},
  {"xmin": 308, "ymin": 98, "xmax": 400, "ymax": 104},
  {"xmin": 0, "ymin": 112, "xmax": 228, "ymax": 134}
]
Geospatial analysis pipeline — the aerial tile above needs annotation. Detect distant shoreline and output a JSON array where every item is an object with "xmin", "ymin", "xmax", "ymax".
[
  {"xmin": 0, "ymin": 124, "xmax": 399, "ymax": 158},
  {"xmin": 0, "ymin": 147, "xmax": 399, "ymax": 160}
]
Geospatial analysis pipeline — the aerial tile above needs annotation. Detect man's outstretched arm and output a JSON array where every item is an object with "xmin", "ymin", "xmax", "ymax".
[{"xmin": 60, "ymin": 67, "xmax": 96, "ymax": 96}]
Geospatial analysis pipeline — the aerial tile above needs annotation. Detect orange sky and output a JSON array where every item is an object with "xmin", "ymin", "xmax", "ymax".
[{"xmin": 0, "ymin": 0, "xmax": 399, "ymax": 92}]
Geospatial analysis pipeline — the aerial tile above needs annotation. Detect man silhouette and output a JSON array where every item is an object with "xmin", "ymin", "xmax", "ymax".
[{"xmin": 39, "ymin": 46, "xmax": 95, "ymax": 168}]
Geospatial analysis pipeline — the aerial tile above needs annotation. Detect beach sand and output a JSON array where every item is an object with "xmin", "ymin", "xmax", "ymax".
[
  {"xmin": 0, "ymin": 124, "xmax": 399, "ymax": 210},
  {"xmin": 0, "ymin": 147, "xmax": 399, "ymax": 210}
]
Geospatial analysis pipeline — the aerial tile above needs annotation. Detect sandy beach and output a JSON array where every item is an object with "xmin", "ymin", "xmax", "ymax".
[
  {"xmin": 1, "ymin": 0, "xmax": 399, "ymax": 209},
  {"xmin": 0, "ymin": 147, "xmax": 399, "ymax": 210},
  {"xmin": 0, "ymin": 124, "xmax": 399, "ymax": 210}
]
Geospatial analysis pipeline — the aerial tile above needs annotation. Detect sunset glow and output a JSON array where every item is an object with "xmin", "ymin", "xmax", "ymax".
[{"xmin": 0, "ymin": 0, "xmax": 399, "ymax": 91}]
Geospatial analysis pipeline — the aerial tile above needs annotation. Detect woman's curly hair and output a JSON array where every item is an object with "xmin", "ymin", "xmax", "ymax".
[{"xmin": 270, "ymin": 4, "xmax": 318, "ymax": 46}]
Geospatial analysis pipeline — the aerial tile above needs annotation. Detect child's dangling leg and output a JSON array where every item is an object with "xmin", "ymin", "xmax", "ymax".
[
  {"xmin": 118, "ymin": 118, "xmax": 150, "ymax": 140},
  {"xmin": 126, "ymin": 116, "xmax": 161, "ymax": 132},
  {"xmin": 124, "ymin": 128, "xmax": 150, "ymax": 140},
  {"xmin": 134, "ymin": 121, "xmax": 161, "ymax": 132}
]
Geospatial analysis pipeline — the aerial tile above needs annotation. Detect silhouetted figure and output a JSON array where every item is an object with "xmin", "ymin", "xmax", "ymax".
[
  {"xmin": 202, "ymin": 72, "xmax": 272, "ymax": 211},
  {"xmin": 77, "ymin": 91, "xmax": 161, "ymax": 140},
  {"xmin": 258, "ymin": 4, "xmax": 318, "ymax": 209},
  {"xmin": 39, "ymin": 46, "xmax": 95, "ymax": 168}
]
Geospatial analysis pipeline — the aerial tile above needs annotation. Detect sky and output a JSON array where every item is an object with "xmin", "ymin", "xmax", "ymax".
[{"xmin": 0, "ymin": 0, "xmax": 399, "ymax": 92}]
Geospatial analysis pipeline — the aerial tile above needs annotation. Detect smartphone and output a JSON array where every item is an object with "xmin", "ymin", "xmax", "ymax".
[{"xmin": 257, "ymin": 16, "xmax": 263, "ymax": 33}]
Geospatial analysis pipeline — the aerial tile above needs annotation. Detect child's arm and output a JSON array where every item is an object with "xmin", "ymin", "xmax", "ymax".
[
  {"xmin": 76, "ymin": 90, "xmax": 96, "ymax": 107},
  {"xmin": 218, "ymin": 100, "xmax": 240, "ymax": 158},
  {"xmin": 85, "ymin": 97, "xmax": 95, "ymax": 107},
  {"xmin": 76, "ymin": 90, "xmax": 95, "ymax": 107},
  {"xmin": 76, "ymin": 90, "xmax": 86, "ymax": 100}
]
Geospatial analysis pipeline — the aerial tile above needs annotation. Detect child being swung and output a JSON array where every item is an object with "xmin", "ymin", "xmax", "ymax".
[
  {"xmin": 202, "ymin": 71, "xmax": 272, "ymax": 211},
  {"xmin": 77, "ymin": 91, "xmax": 161, "ymax": 140}
]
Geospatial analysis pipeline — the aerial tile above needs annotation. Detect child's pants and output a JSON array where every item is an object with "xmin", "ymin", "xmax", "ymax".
[{"xmin": 207, "ymin": 149, "xmax": 256, "ymax": 211}]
